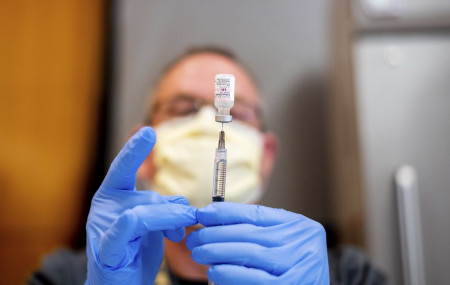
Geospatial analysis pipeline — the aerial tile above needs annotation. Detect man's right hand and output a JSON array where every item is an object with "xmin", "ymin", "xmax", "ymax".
[
  {"xmin": 85, "ymin": 127, "xmax": 198, "ymax": 284},
  {"xmin": 186, "ymin": 202, "xmax": 329, "ymax": 284}
]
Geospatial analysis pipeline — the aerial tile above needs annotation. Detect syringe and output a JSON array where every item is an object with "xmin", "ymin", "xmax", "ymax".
[
  {"xmin": 209, "ymin": 74, "xmax": 234, "ymax": 285},
  {"xmin": 211, "ymin": 73, "xmax": 234, "ymax": 205},
  {"xmin": 212, "ymin": 130, "xmax": 227, "ymax": 203}
]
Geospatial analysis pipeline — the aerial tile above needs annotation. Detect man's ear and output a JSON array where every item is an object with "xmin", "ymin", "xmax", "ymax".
[
  {"xmin": 260, "ymin": 132, "xmax": 277, "ymax": 182},
  {"xmin": 130, "ymin": 125, "xmax": 156, "ymax": 180}
]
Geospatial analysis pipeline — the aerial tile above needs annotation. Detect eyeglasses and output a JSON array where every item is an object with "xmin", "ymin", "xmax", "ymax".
[{"xmin": 150, "ymin": 95, "xmax": 262, "ymax": 129}]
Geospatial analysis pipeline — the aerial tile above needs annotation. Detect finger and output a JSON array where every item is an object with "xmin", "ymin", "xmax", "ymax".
[
  {"xmin": 191, "ymin": 242, "xmax": 294, "ymax": 276},
  {"xmin": 186, "ymin": 222, "xmax": 299, "ymax": 250},
  {"xmin": 186, "ymin": 224, "xmax": 263, "ymax": 250},
  {"xmin": 163, "ymin": 195, "xmax": 192, "ymax": 241},
  {"xmin": 93, "ymin": 189, "xmax": 190, "ymax": 215},
  {"xmin": 99, "ymin": 203, "xmax": 197, "ymax": 267},
  {"xmin": 93, "ymin": 188, "xmax": 164, "ymax": 211},
  {"xmin": 165, "ymin": 195, "xmax": 190, "ymax": 206},
  {"xmin": 208, "ymin": 264, "xmax": 277, "ymax": 285},
  {"xmin": 197, "ymin": 202, "xmax": 302, "ymax": 227},
  {"xmin": 102, "ymin": 127, "xmax": 156, "ymax": 191},
  {"xmin": 164, "ymin": 227, "xmax": 185, "ymax": 242},
  {"xmin": 187, "ymin": 219, "xmax": 317, "ymax": 250}
]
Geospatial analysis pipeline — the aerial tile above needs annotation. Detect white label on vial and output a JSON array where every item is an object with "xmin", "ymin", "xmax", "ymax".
[{"xmin": 215, "ymin": 77, "xmax": 232, "ymax": 99}]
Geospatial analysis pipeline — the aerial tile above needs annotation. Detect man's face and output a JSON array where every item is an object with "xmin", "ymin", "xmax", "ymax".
[
  {"xmin": 137, "ymin": 52, "xmax": 276, "ymax": 185},
  {"xmin": 150, "ymin": 53, "xmax": 262, "ymax": 129}
]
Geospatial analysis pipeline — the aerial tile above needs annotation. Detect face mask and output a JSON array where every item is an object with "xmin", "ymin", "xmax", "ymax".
[{"xmin": 144, "ymin": 106, "xmax": 264, "ymax": 208}]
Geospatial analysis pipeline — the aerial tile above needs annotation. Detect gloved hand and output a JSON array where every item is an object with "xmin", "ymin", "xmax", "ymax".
[
  {"xmin": 186, "ymin": 202, "xmax": 329, "ymax": 285},
  {"xmin": 86, "ymin": 127, "xmax": 198, "ymax": 285}
]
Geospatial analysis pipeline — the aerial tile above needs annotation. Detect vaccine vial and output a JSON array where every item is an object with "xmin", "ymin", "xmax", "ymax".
[{"xmin": 214, "ymin": 74, "xmax": 235, "ymax": 123}]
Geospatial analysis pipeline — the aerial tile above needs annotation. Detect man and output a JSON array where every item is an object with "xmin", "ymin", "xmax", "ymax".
[{"xmin": 29, "ymin": 48, "xmax": 385, "ymax": 284}]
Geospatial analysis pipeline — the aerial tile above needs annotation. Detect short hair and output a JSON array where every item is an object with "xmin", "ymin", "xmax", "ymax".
[
  {"xmin": 161, "ymin": 46, "xmax": 239, "ymax": 76},
  {"xmin": 154, "ymin": 46, "xmax": 259, "ymax": 89}
]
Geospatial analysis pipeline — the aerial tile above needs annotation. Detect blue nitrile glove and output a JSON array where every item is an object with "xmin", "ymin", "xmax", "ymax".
[
  {"xmin": 86, "ymin": 127, "xmax": 198, "ymax": 285},
  {"xmin": 186, "ymin": 202, "xmax": 329, "ymax": 285}
]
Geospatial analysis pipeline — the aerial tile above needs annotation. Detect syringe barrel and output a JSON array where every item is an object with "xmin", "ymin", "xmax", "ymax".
[{"xmin": 212, "ymin": 148, "xmax": 227, "ymax": 202}]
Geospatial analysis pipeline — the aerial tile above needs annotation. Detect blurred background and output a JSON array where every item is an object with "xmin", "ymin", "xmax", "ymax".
[{"xmin": 1, "ymin": 0, "xmax": 449, "ymax": 283}]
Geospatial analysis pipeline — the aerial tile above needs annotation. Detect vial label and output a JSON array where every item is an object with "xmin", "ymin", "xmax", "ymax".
[{"xmin": 215, "ymin": 77, "xmax": 232, "ymax": 99}]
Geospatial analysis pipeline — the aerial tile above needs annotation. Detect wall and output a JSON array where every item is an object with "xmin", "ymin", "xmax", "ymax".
[
  {"xmin": 0, "ymin": 1, "xmax": 104, "ymax": 283},
  {"xmin": 328, "ymin": 0, "xmax": 450, "ymax": 282}
]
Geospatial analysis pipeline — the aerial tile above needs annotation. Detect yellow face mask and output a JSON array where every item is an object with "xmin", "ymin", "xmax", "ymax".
[{"xmin": 147, "ymin": 106, "xmax": 263, "ymax": 208}]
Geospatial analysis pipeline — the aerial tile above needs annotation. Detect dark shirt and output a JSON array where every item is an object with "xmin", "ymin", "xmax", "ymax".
[
  {"xmin": 28, "ymin": 248, "xmax": 87, "ymax": 285},
  {"xmin": 27, "ymin": 246, "xmax": 386, "ymax": 285}
]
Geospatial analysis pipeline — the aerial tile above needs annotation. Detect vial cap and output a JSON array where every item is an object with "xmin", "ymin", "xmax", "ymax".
[{"xmin": 215, "ymin": 115, "xmax": 232, "ymax": 123}]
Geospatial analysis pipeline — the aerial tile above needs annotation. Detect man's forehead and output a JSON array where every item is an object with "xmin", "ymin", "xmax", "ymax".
[{"xmin": 153, "ymin": 53, "xmax": 260, "ymax": 104}]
